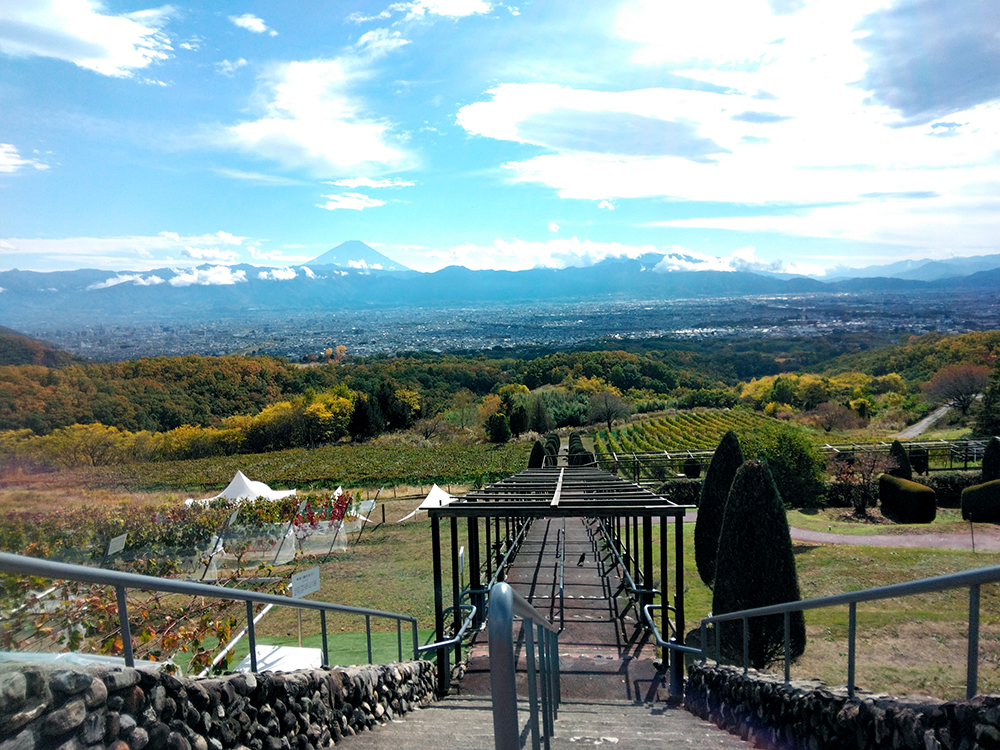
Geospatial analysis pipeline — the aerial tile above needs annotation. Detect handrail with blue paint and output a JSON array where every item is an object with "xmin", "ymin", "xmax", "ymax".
[{"xmin": 489, "ymin": 582, "xmax": 560, "ymax": 750}]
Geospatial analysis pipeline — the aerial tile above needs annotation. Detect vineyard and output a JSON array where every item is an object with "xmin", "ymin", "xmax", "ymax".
[
  {"xmin": 70, "ymin": 441, "xmax": 532, "ymax": 492},
  {"xmin": 594, "ymin": 409, "xmax": 779, "ymax": 454}
]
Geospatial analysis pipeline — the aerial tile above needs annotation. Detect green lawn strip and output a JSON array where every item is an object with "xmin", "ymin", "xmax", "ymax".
[{"xmin": 787, "ymin": 507, "xmax": 976, "ymax": 536}]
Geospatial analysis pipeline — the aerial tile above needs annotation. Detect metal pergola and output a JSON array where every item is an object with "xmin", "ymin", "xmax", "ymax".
[{"xmin": 426, "ymin": 465, "xmax": 694, "ymax": 695}]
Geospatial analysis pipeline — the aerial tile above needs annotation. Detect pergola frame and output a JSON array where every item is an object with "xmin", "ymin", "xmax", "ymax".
[{"xmin": 427, "ymin": 466, "xmax": 693, "ymax": 696}]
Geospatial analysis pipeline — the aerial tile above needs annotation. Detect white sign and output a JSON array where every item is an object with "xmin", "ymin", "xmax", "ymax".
[
  {"xmin": 291, "ymin": 567, "xmax": 321, "ymax": 598},
  {"xmin": 458, "ymin": 546, "xmax": 465, "ymax": 576},
  {"xmin": 107, "ymin": 533, "xmax": 127, "ymax": 556}
]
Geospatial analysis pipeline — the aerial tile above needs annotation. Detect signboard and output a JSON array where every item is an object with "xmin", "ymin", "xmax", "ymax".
[
  {"xmin": 107, "ymin": 533, "xmax": 127, "ymax": 556},
  {"xmin": 458, "ymin": 546, "xmax": 465, "ymax": 576},
  {"xmin": 291, "ymin": 567, "xmax": 321, "ymax": 598}
]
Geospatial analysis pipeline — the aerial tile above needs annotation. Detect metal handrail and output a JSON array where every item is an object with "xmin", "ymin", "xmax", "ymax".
[
  {"xmin": 417, "ymin": 603, "xmax": 477, "ymax": 654},
  {"xmin": 489, "ymin": 582, "xmax": 560, "ymax": 750},
  {"xmin": 596, "ymin": 519, "xmax": 659, "ymax": 597},
  {"xmin": 0, "ymin": 551, "xmax": 420, "ymax": 670},
  {"xmin": 700, "ymin": 562, "xmax": 1000, "ymax": 699},
  {"xmin": 641, "ymin": 603, "xmax": 701, "ymax": 656}
]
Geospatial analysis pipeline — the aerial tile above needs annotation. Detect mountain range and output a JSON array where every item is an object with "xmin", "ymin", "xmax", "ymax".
[{"xmin": 2, "ymin": 241, "xmax": 999, "ymax": 329}]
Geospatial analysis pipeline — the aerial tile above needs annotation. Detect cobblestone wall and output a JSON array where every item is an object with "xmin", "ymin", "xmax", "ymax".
[
  {"xmin": 686, "ymin": 661, "xmax": 1000, "ymax": 750},
  {"xmin": 0, "ymin": 660, "xmax": 435, "ymax": 750}
]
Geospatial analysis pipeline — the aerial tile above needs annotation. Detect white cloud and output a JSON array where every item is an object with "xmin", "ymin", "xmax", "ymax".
[
  {"xmin": 0, "ymin": 0, "xmax": 173, "ymax": 77},
  {"xmin": 301, "ymin": 266, "xmax": 316, "ymax": 278},
  {"xmin": 427, "ymin": 237, "xmax": 659, "ymax": 272},
  {"xmin": 0, "ymin": 143, "xmax": 48, "ymax": 173},
  {"xmin": 215, "ymin": 58, "xmax": 247, "ymax": 76},
  {"xmin": 248, "ymin": 246, "xmax": 286, "ymax": 261},
  {"xmin": 355, "ymin": 28, "xmax": 409, "ymax": 58},
  {"xmin": 318, "ymin": 192, "xmax": 387, "ymax": 210},
  {"xmin": 330, "ymin": 176, "xmax": 414, "ymax": 188},
  {"xmin": 597, "ymin": 200, "xmax": 615, "ymax": 210},
  {"xmin": 227, "ymin": 58, "xmax": 408, "ymax": 176},
  {"xmin": 390, "ymin": 0, "xmax": 492, "ymax": 19},
  {"xmin": 229, "ymin": 14, "xmax": 276, "ymax": 36},
  {"xmin": 181, "ymin": 246, "xmax": 240, "ymax": 262},
  {"xmin": 548, "ymin": 222, "xmax": 559, "ymax": 232},
  {"xmin": 87, "ymin": 273, "xmax": 164, "ymax": 290},
  {"xmin": 214, "ymin": 168, "xmax": 301, "ymax": 185},
  {"xmin": 257, "ymin": 267, "xmax": 297, "ymax": 280},
  {"xmin": 169, "ymin": 266, "xmax": 246, "ymax": 286},
  {"xmin": 348, "ymin": 259, "xmax": 383, "ymax": 271},
  {"xmin": 213, "ymin": 231, "xmax": 242, "ymax": 245}
]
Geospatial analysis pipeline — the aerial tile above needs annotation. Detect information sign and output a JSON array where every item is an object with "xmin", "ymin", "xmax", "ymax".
[
  {"xmin": 107, "ymin": 533, "xmax": 127, "ymax": 556},
  {"xmin": 291, "ymin": 566, "xmax": 321, "ymax": 598}
]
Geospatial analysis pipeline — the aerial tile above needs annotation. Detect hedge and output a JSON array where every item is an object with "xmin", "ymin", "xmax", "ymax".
[
  {"xmin": 879, "ymin": 474, "xmax": 936, "ymax": 523},
  {"xmin": 961, "ymin": 479, "xmax": 1000, "ymax": 522}
]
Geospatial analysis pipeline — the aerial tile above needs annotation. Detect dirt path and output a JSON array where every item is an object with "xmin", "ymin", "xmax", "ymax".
[{"xmin": 896, "ymin": 404, "xmax": 951, "ymax": 439}]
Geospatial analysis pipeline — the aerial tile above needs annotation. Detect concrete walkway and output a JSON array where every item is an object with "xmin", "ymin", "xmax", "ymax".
[
  {"xmin": 896, "ymin": 404, "xmax": 952, "ymax": 438},
  {"xmin": 461, "ymin": 517, "xmax": 665, "ymax": 702},
  {"xmin": 345, "ymin": 696, "xmax": 750, "ymax": 750}
]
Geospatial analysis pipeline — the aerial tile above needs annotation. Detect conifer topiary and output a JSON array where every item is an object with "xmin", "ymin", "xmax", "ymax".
[
  {"xmin": 528, "ymin": 440, "xmax": 546, "ymax": 469},
  {"xmin": 983, "ymin": 436, "xmax": 1000, "ymax": 482},
  {"xmin": 888, "ymin": 440, "xmax": 913, "ymax": 481},
  {"xmin": 879, "ymin": 474, "xmax": 936, "ymax": 523},
  {"xmin": 694, "ymin": 431, "xmax": 744, "ymax": 587},
  {"xmin": 712, "ymin": 460, "xmax": 806, "ymax": 669},
  {"xmin": 683, "ymin": 457, "xmax": 701, "ymax": 479}
]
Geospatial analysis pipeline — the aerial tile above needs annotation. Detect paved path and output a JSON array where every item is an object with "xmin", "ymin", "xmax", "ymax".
[
  {"xmin": 896, "ymin": 405, "xmax": 951, "ymax": 439},
  {"xmin": 347, "ymin": 696, "xmax": 751, "ymax": 750},
  {"xmin": 676, "ymin": 510, "xmax": 1000, "ymax": 551},
  {"xmin": 462, "ymin": 517, "xmax": 665, "ymax": 702}
]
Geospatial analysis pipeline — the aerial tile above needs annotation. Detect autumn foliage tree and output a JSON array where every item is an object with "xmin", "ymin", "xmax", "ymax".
[{"xmin": 924, "ymin": 364, "xmax": 990, "ymax": 415}]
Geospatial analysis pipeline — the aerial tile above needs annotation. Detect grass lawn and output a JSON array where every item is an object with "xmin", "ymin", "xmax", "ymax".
[
  {"xmin": 787, "ymin": 507, "xmax": 981, "ymax": 536},
  {"xmin": 646, "ymin": 521, "xmax": 1000, "ymax": 701}
]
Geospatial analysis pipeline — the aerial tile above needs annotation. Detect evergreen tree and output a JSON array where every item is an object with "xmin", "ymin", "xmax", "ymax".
[
  {"xmin": 694, "ymin": 431, "xmax": 744, "ymax": 587},
  {"xmin": 887, "ymin": 439, "xmax": 913, "ymax": 481},
  {"xmin": 977, "ymin": 372, "xmax": 1000, "ymax": 438},
  {"xmin": 530, "ymin": 396, "xmax": 554, "ymax": 434},
  {"xmin": 348, "ymin": 395, "xmax": 383, "ymax": 442},
  {"xmin": 713, "ymin": 460, "xmax": 806, "ymax": 669},
  {"xmin": 528, "ymin": 440, "xmax": 546, "ymax": 468},
  {"xmin": 486, "ymin": 412, "xmax": 512, "ymax": 444},
  {"xmin": 509, "ymin": 403, "xmax": 529, "ymax": 436},
  {"xmin": 983, "ymin": 436, "xmax": 1000, "ymax": 482}
]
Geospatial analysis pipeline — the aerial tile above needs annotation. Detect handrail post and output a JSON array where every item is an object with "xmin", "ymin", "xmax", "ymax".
[
  {"xmin": 321, "ymin": 610, "xmax": 328, "ymax": 667},
  {"xmin": 783, "ymin": 611, "xmax": 790, "ymax": 684},
  {"xmin": 431, "ymin": 516, "xmax": 449, "ymax": 695},
  {"xmin": 848, "ymin": 603, "xmax": 856, "ymax": 697},
  {"xmin": 366, "ymin": 615, "xmax": 373, "ymax": 664},
  {"xmin": 246, "ymin": 600, "xmax": 257, "ymax": 673},
  {"xmin": 525, "ymin": 622, "xmax": 541, "ymax": 750},
  {"xmin": 742, "ymin": 617, "xmax": 749, "ymax": 675},
  {"xmin": 538, "ymin": 623, "xmax": 552, "ymax": 744},
  {"xmin": 488, "ymin": 584, "xmax": 519, "ymax": 750},
  {"xmin": 115, "ymin": 586, "xmax": 134, "ymax": 668},
  {"xmin": 968, "ymin": 584, "xmax": 981, "ymax": 699}
]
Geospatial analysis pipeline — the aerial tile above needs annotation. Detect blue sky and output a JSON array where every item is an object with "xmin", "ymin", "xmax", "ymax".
[{"xmin": 0, "ymin": 0, "xmax": 998, "ymax": 275}]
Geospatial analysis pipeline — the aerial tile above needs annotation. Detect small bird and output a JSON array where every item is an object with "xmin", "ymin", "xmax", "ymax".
[{"xmin": 577, "ymin": 553, "xmax": 586, "ymax": 566}]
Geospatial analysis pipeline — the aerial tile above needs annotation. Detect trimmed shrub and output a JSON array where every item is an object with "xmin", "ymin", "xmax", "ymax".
[
  {"xmin": 528, "ymin": 440, "xmax": 546, "ymax": 469},
  {"xmin": 683, "ymin": 457, "xmax": 701, "ymax": 479},
  {"xmin": 962, "ymin": 480, "xmax": 1000, "ymax": 522},
  {"xmin": 887, "ymin": 440, "xmax": 913, "ymax": 481},
  {"xmin": 655, "ymin": 478, "xmax": 703, "ymax": 507},
  {"xmin": 984, "ymin": 437, "xmax": 1000, "ymax": 482},
  {"xmin": 695, "ymin": 431, "xmax": 744, "ymax": 587},
  {"xmin": 545, "ymin": 432, "xmax": 561, "ymax": 455},
  {"xmin": 922, "ymin": 471, "xmax": 980, "ymax": 508},
  {"xmin": 713, "ymin": 460, "xmax": 806, "ymax": 669},
  {"xmin": 879, "ymin": 474, "xmax": 936, "ymax": 523},
  {"xmin": 736, "ymin": 422, "xmax": 825, "ymax": 507},
  {"xmin": 910, "ymin": 446, "xmax": 929, "ymax": 475}
]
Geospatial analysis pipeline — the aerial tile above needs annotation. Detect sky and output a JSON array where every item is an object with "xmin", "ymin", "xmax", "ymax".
[{"xmin": 0, "ymin": 0, "xmax": 998, "ymax": 276}]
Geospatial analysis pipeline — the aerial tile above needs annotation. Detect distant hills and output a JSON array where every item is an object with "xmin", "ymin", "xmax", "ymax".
[
  {"xmin": 2, "ymin": 242, "xmax": 1000, "ymax": 330},
  {"xmin": 823, "ymin": 254, "xmax": 1000, "ymax": 282}
]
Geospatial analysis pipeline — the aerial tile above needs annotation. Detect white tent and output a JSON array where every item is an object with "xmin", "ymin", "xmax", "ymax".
[
  {"xmin": 186, "ymin": 471, "xmax": 296, "ymax": 506},
  {"xmin": 397, "ymin": 484, "xmax": 455, "ymax": 523}
]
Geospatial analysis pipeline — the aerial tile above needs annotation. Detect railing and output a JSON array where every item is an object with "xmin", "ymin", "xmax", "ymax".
[
  {"xmin": 0, "ymin": 551, "xmax": 419, "ymax": 671},
  {"xmin": 700, "ymin": 563, "xmax": 1000, "ymax": 700},
  {"xmin": 489, "ymin": 582, "xmax": 561, "ymax": 750}
]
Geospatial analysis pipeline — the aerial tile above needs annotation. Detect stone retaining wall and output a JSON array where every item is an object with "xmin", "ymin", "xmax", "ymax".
[
  {"xmin": 686, "ymin": 661, "xmax": 1000, "ymax": 750},
  {"xmin": 0, "ymin": 660, "xmax": 435, "ymax": 750}
]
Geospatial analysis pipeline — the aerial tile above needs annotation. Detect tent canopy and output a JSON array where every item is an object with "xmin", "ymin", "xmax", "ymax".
[
  {"xmin": 398, "ymin": 484, "xmax": 454, "ymax": 523},
  {"xmin": 186, "ymin": 471, "xmax": 296, "ymax": 506}
]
